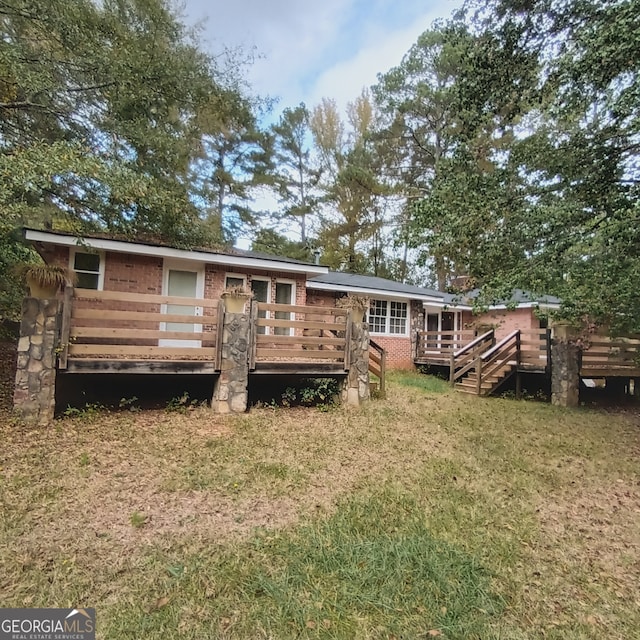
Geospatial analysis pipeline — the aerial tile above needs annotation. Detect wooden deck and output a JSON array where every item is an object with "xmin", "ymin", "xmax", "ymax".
[
  {"xmin": 418, "ymin": 328, "xmax": 639, "ymax": 397},
  {"xmin": 58, "ymin": 288, "xmax": 359, "ymax": 377},
  {"xmin": 249, "ymin": 302, "xmax": 349, "ymax": 376}
]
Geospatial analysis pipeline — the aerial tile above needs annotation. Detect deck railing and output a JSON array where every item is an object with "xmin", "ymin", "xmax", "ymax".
[
  {"xmin": 59, "ymin": 286, "xmax": 220, "ymax": 368},
  {"xmin": 251, "ymin": 302, "xmax": 349, "ymax": 369},
  {"xmin": 475, "ymin": 330, "xmax": 520, "ymax": 394},
  {"xmin": 416, "ymin": 329, "xmax": 476, "ymax": 359},
  {"xmin": 58, "ymin": 290, "xmax": 385, "ymax": 379},
  {"xmin": 580, "ymin": 336, "xmax": 640, "ymax": 376},
  {"xmin": 519, "ymin": 329, "xmax": 550, "ymax": 370}
]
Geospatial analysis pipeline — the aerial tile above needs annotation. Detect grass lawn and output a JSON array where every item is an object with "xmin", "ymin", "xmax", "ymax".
[{"xmin": 1, "ymin": 371, "xmax": 639, "ymax": 639}]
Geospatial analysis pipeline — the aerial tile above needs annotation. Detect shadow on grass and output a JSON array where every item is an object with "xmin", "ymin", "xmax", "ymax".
[{"xmin": 106, "ymin": 487, "xmax": 502, "ymax": 639}]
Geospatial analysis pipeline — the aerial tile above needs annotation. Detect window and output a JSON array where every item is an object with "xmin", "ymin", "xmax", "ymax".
[
  {"xmin": 71, "ymin": 250, "xmax": 103, "ymax": 289},
  {"xmin": 369, "ymin": 300, "xmax": 387, "ymax": 334},
  {"xmin": 389, "ymin": 301, "xmax": 408, "ymax": 334},
  {"xmin": 368, "ymin": 299, "xmax": 408, "ymax": 335},
  {"xmin": 225, "ymin": 274, "xmax": 246, "ymax": 290}
]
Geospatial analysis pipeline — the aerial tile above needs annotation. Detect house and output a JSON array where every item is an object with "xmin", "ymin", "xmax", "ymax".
[
  {"xmin": 23, "ymin": 228, "xmax": 561, "ymax": 371},
  {"xmin": 16, "ymin": 229, "xmax": 638, "ymax": 425},
  {"xmin": 306, "ymin": 272, "xmax": 561, "ymax": 369}
]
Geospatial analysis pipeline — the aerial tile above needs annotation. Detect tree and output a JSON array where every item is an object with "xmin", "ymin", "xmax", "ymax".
[
  {"xmin": 0, "ymin": 0, "xmax": 262, "ymax": 318},
  {"xmin": 251, "ymin": 228, "xmax": 314, "ymax": 262},
  {"xmin": 0, "ymin": 0, "xmax": 223, "ymax": 243},
  {"xmin": 269, "ymin": 104, "xmax": 321, "ymax": 243},
  {"xmin": 372, "ymin": 23, "xmax": 530, "ymax": 289},
  {"xmin": 449, "ymin": 0, "xmax": 640, "ymax": 332},
  {"xmin": 310, "ymin": 93, "xmax": 387, "ymax": 273},
  {"xmin": 191, "ymin": 93, "xmax": 274, "ymax": 245}
]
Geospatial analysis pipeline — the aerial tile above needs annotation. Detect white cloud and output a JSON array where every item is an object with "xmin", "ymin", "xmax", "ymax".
[{"xmin": 183, "ymin": 0, "xmax": 463, "ymax": 117}]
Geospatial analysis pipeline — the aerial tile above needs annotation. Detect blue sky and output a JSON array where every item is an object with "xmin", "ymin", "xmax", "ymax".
[{"xmin": 183, "ymin": 0, "xmax": 464, "ymax": 116}]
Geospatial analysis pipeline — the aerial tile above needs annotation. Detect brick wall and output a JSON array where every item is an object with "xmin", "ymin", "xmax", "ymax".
[
  {"xmin": 370, "ymin": 335, "xmax": 414, "ymax": 369},
  {"xmin": 205, "ymin": 266, "xmax": 307, "ymax": 305},
  {"xmin": 463, "ymin": 307, "xmax": 539, "ymax": 340},
  {"xmin": 104, "ymin": 252, "xmax": 163, "ymax": 293}
]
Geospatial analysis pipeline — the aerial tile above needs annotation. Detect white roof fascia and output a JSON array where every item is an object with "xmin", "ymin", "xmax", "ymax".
[
  {"xmin": 306, "ymin": 280, "xmax": 448, "ymax": 303},
  {"xmin": 422, "ymin": 300, "xmax": 472, "ymax": 311},
  {"xmin": 483, "ymin": 302, "xmax": 562, "ymax": 311},
  {"xmin": 25, "ymin": 229, "xmax": 327, "ymax": 276}
]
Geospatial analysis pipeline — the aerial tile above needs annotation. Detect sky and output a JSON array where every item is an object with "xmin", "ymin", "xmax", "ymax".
[{"xmin": 182, "ymin": 0, "xmax": 464, "ymax": 118}]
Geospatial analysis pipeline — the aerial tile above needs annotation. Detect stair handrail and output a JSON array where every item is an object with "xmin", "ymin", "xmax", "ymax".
[
  {"xmin": 478, "ymin": 330, "xmax": 520, "ymax": 392},
  {"xmin": 369, "ymin": 338, "xmax": 386, "ymax": 397},
  {"xmin": 480, "ymin": 329, "xmax": 520, "ymax": 362},
  {"xmin": 450, "ymin": 330, "xmax": 494, "ymax": 385},
  {"xmin": 453, "ymin": 330, "xmax": 494, "ymax": 359}
]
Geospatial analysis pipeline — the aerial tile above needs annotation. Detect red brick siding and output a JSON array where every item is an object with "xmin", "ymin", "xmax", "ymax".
[
  {"xmin": 104, "ymin": 252, "xmax": 163, "ymax": 293},
  {"xmin": 462, "ymin": 307, "xmax": 540, "ymax": 340},
  {"xmin": 370, "ymin": 335, "xmax": 414, "ymax": 369}
]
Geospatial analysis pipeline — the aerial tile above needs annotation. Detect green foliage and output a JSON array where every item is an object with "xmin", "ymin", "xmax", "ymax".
[
  {"xmin": 251, "ymin": 228, "xmax": 314, "ymax": 262},
  {"xmin": 373, "ymin": 1, "xmax": 640, "ymax": 332},
  {"xmin": 62, "ymin": 402, "xmax": 106, "ymax": 421},
  {"xmin": 280, "ymin": 378, "xmax": 340, "ymax": 409},
  {"xmin": 0, "ymin": 0, "xmax": 266, "ymax": 318},
  {"xmin": 165, "ymin": 392, "xmax": 200, "ymax": 413},
  {"xmin": 310, "ymin": 93, "xmax": 388, "ymax": 273}
]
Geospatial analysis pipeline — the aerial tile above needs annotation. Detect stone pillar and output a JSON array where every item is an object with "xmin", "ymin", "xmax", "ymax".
[
  {"xmin": 13, "ymin": 298, "xmax": 60, "ymax": 425},
  {"xmin": 551, "ymin": 339, "xmax": 580, "ymax": 407},
  {"xmin": 343, "ymin": 319, "xmax": 370, "ymax": 407},
  {"xmin": 211, "ymin": 312, "xmax": 250, "ymax": 413}
]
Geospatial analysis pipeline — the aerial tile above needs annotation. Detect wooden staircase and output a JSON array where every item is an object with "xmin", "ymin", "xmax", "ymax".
[{"xmin": 452, "ymin": 330, "xmax": 521, "ymax": 396}]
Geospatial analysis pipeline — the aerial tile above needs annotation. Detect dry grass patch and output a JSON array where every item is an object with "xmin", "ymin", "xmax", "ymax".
[{"xmin": 0, "ymin": 372, "xmax": 639, "ymax": 638}]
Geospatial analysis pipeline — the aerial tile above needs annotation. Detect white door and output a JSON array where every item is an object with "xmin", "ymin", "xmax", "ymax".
[{"xmin": 159, "ymin": 265, "xmax": 204, "ymax": 348}]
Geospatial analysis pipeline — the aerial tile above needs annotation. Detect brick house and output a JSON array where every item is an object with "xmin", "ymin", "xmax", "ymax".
[{"xmin": 24, "ymin": 229, "xmax": 561, "ymax": 371}]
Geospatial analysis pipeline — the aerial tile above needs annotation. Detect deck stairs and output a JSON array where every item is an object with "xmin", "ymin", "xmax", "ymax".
[{"xmin": 451, "ymin": 330, "xmax": 521, "ymax": 397}]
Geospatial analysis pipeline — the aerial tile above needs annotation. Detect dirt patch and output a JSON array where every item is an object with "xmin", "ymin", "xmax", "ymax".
[{"xmin": 536, "ymin": 479, "xmax": 640, "ymax": 594}]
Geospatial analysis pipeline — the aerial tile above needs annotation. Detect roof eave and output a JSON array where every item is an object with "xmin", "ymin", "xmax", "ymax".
[{"xmin": 24, "ymin": 229, "xmax": 328, "ymax": 276}]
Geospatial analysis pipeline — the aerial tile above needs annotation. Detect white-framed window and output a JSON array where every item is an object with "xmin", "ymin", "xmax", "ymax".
[
  {"xmin": 368, "ymin": 298, "xmax": 409, "ymax": 336},
  {"xmin": 224, "ymin": 273, "xmax": 247, "ymax": 290},
  {"xmin": 70, "ymin": 248, "xmax": 104, "ymax": 290}
]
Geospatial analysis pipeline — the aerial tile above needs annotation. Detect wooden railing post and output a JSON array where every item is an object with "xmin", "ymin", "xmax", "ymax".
[
  {"xmin": 379, "ymin": 348, "xmax": 386, "ymax": 397},
  {"xmin": 475, "ymin": 357, "xmax": 483, "ymax": 395},
  {"xmin": 58, "ymin": 284, "xmax": 73, "ymax": 370},
  {"xmin": 215, "ymin": 299, "xmax": 225, "ymax": 371},
  {"xmin": 248, "ymin": 300, "xmax": 258, "ymax": 371},
  {"xmin": 449, "ymin": 351, "xmax": 455, "ymax": 385}
]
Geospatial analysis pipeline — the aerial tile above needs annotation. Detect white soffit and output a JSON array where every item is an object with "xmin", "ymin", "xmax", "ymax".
[{"xmin": 25, "ymin": 229, "xmax": 328, "ymax": 276}]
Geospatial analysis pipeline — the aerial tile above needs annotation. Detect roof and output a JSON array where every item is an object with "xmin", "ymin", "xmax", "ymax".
[
  {"xmin": 308, "ymin": 273, "xmax": 562, "ymax": 310},
  {"xmin": 465, "ymin": 288, "xmax": 562, "ymax": 309},
  {"xmin": 24, "ymin": 228, "xmax": 327, "ymax": 277},
  {"xmin": 307, "ymin": 271, "xmax": 463, "ymax": 305}
]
